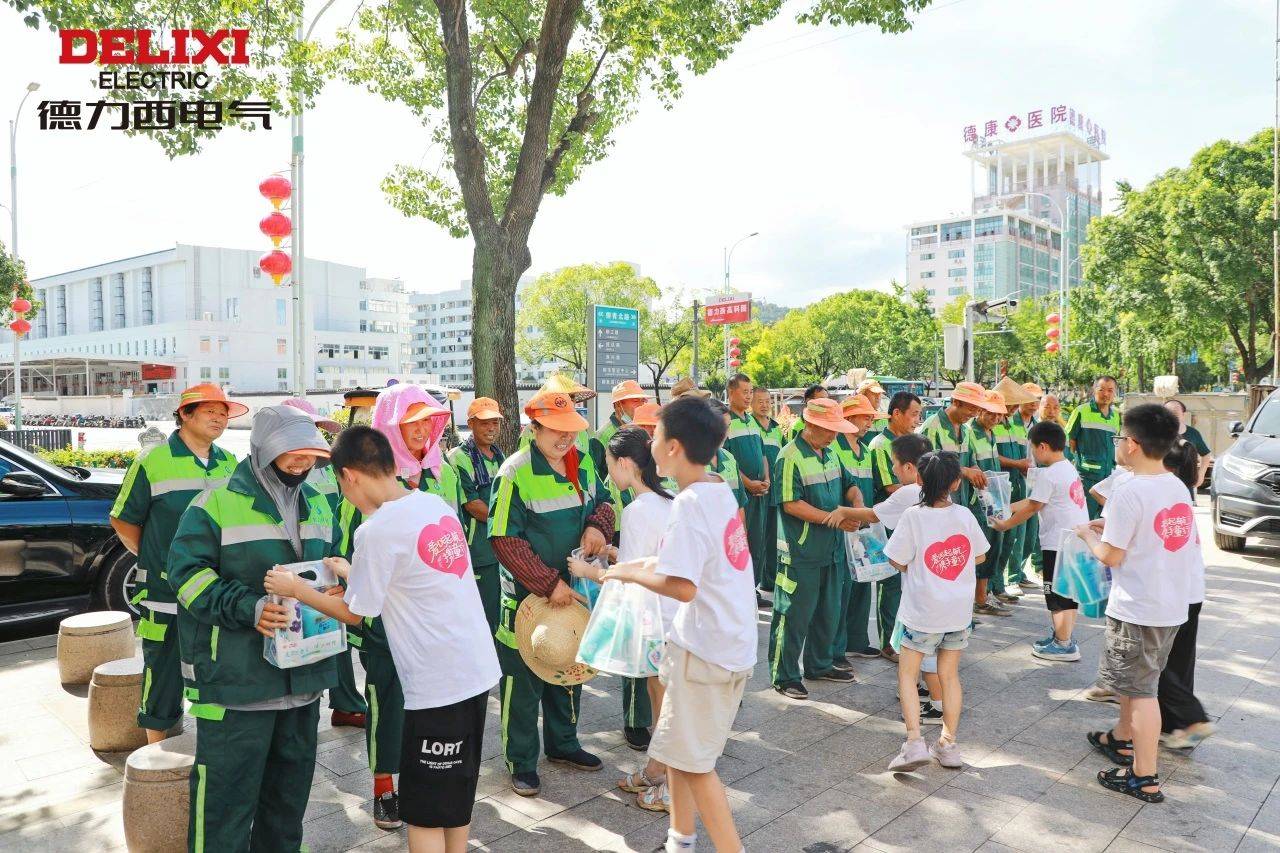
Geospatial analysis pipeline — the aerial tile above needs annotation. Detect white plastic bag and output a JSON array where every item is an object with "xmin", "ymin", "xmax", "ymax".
[
  {"xmin": 845, "ymin": 523, "xmax": 896, "ymax": 583},
  {"xmin": 264, "ymin": 559, "xmax": 348, "ymax": 669},
  {"xmin": 978, "ymin": 472, "xmax": 1012, "ymax": 522},
  {"xmin": 575, "ymin": 579, "xmax": 665, "ymax": 677}
]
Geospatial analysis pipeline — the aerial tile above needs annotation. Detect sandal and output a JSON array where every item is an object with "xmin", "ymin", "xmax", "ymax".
[
  {"xmin": 618, "ymin": 771, "xmax": 663, "ymax": 793},
  {"xmin": 637, "ymin": 782, "xmax": 670, "ymax": 813},
  {"xmin": 1087, "ymin": 729, "xmax": 1134, "ymax": 766},
  {"xmin": 1097, "ymin": 767, "xmax": 1164, "ymax": 803}
]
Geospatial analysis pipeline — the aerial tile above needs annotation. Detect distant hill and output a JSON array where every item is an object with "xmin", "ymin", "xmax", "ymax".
[{"xmin": 754, "ymin": 299, "xmax": 790, "ymax": 325}]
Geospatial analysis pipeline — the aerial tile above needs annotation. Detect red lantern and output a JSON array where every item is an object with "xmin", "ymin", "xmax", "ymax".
[
  {"xmin": 11, "ymin": 297, "xmax": 31, "ymax": 314},
  {"xmin": 729, "ymin": 337, "xmax": 740, "ymax": 346},
  {"xmin": 259, "ymin": 175, "xmax": 292, "ymax": 210},
  {"xmin": 729, "ymin": 358, "xmax": 741, "ymax": 367},
  {"xmin": 1046, "ymin": 327, "xmax": 1060, "ymax": 340},
  {"xmin": 9, "ymin": 318, "xmax": 31, "ymax": 335},
  {"xmin": 1046, "ymin": 313, "xmax": 1061, "ymax": 325},
  {"xmin": 1045, "ymin": 341, "xmax": 1060, "ymax": 353},
  {"xmin": 259, "ymin": 211, "xmax": 293, "ymax": 247},
  {"xmin": 729, "ymin": 347, "xmax": 741, "ymax": 358},
  {"xmin": 259, "ymin": 250, "xmax": 292, "ymax": 284}
]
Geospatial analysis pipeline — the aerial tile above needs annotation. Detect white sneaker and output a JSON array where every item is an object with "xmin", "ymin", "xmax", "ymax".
[
  {"xmin": 930, "ymin": 739, "xmax": 964, "ymax": 768},
  {"xmin": 888, "ymin": 738, "xmax": 931, "ymax": 772}
]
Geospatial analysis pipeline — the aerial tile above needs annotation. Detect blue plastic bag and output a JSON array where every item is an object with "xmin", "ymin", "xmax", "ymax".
[
  {"xmin": 576, "ymin": 579, "xmax": 665, "ymax": 677},
  {"xmin": 1054, "ymin": 529, "xmax": 1111, "ymax": 613}
]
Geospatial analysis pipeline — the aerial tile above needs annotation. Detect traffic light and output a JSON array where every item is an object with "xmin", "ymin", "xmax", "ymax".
[{"xmin": 1045, "ymin": 312, "xmax": 1061, "ymax": 354}]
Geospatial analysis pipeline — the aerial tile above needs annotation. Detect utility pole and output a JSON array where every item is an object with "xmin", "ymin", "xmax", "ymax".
[
  {"xmin": 1273, "ymin": 0, "xmax": 1279, "ymax": 383},
  {"xmin": 691, "ymin": 299, "xmax": 700, "ymax": 384}
]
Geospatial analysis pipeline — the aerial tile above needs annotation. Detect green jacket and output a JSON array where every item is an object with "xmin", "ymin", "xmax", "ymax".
[
  {"xmin": 832, "ymin": 433, "xmax": 875, "ymax": 507},
  {"xmin": 306, "ymin": 464, "xmax": 342, "ymax": 514},
  {"xmin": 712, "ymin": 447, "xmax": 746, "ymax": 507},
  {"xmin": 448, "ymin": 443, "xmax": 505, "ymax": 568},
  {"xmin": 992, "ymin": 413, "xmax": 1030, "ymax": 487},
  {"xmin": 110, "ymin": 431, "xmax": 237, "ymax": 618},
  {"xmin": 1066, "ymin": 400, "xmax": 1121, "ymax": 481},
  {"xmin": 755, "ymin": 414, "xmax": 785, "ymax": 507},
  {"xmin": 774, "ymin": 434, "xmax": 856, "ymax": 569},
  {"xmin": 921, "ymin": 410, "xmax": 972, "ymax": 505},
  {"xmin": 725, "ymin": 410, "xmax": 768, "ymax": 482},
  {"xmin": 167, "ymin": 460, "xmax": 339, "ymax": 710},
  {"xmin": 590, "ymin": 413, "xmax": 624, "ymax": 477},
  {"xmin": 867, "ymin": 426, "xmax": 904, "ymax": 505}
]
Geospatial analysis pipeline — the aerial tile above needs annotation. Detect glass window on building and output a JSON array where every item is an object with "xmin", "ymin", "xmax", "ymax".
[
  {"xmin": 200, "ymin": 337, "xmax": 210, "ymax": 353},
  {"xmin": 1018, "ymin": 220, "xmax": 1034, "ymax": 241},
  {"xmin": 140, "ymin": 267, "xmax": 154, "ymax": 325},
  {"xmin": 1052, "ymin": 232, "xmax": 1062, "ymax": 251},
  {"xmin": 947, "ymin": 285, "xmax": 968, "ymax": 296},
  {"xmin": 948, "ymin": 249, "xmax": 965, "ymax": 259},
  {"xmin": 201, "ymin": 367, "xmax": 211, "ymax": 380},
  {"xmin": 54, "ymin": 286, "xmax": 67, "ymax": 336},
  {"xmin": 277, "ymin": 338, "xmax": 287, "ymax": 355},
  {"xmin": 920, "ymin": 271, "xmax": 935, "ymax": 279},
  {"xmin": 941, "ymin": 221, "xmax": 971, "ymax": 242},
  {"xmin": 90, "ymin": 278, "xmax": 104, "ymax": 332},
  {"xmin": 277, "ymin": 368, "xmax": 288, "ymax": 379},
  {"xmin": 219, "ymin": 367, "xmax": 230, "ymax": 380},
  {"xmin": 111, "ymin": 274, "xmax": 126, "ymax": 328},
  {"xmin": 974, "ymin": 216, "xmax": 1002, "ymax": 238},
  {"xmin": 276, "ymin": 299, "xmax": 287, "ymax": 326},
  {"xmin": 919, "ymin": 253, "xmax": 934, "ymax": 260},
  {"xmin": 911, "ymin": 225, "xmax": 938, "ymax": 236},
  {"xmin": 1019, "ymin": 245, "xmax": 1035, "ymax": 264},
  {"xmin": 947, "ymin": 267, "xmax": 967, "ymax": 277}
]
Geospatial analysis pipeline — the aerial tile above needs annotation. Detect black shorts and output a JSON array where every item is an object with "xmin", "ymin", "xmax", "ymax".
[
  {"xmin": 1041, "ymin": 550, "xmax": 1078, "ymax": 613},
  {"xmin": 399, "ymin": 690, "xmax": 488, "ymax": 828}
]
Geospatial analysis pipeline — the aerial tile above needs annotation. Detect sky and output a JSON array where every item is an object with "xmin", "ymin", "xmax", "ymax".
[{"xmin": 0, "ymin": 0, "xmax": 1270, "ymax": 306}]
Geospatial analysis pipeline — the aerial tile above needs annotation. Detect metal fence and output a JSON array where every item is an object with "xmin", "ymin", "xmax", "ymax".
[{"xmin": 0, "ymin": 429, "xmax": 73, "ymax": 452}]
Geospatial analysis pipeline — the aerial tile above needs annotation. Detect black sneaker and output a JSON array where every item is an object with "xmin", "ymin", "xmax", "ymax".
[
  {"xmin": 511, "ymin": 771, "xmax": 541, "ymax": 797},
  {"xmin": 814, "ymin": 669, "xmax": 856, "ymax": 683},
  {"xmin": 919, "ymin": 702, "xmax": 944, "ymax": 725},
  {"xmin": 848, "ymin": 646, "xmax": 881, "ymax": 659},
  {"xmin": 624, "ymin": 726, "xmax": 652, "ymax": 751},
  {"xmin": 917, "ymin": 684, "xmax": 930, "ymax": 698},
  {"xmin": 830, "ymin": 659, "xmax": 855, "ymax": 674},
  {"xmin": 373, "ymin": 791, "xmax": 402, "ymax": 829},
  {"xmin": 547, "ymin": 748, "xmax": 603, "ymax": 771},
  {"xmin": 775, "ymin": 681, "xmax": 809, "ymax": 699},
  {"xmin": 756, "ymin": 591, "xmax": 770, "ymax": 609}
]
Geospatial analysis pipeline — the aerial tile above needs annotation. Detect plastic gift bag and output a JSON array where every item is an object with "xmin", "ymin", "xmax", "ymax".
[
  {"xmin": 263, "ymin": 559, "xmax": 348, "ymax": 669},
  {"xmin": 1053, "ymin": 529, "xmax": 1111, "ymax": 613},
  {"xmin": 978, "ymin": 472, "xmax": 1012, "ymax": 523},
  {"xmin": 575, "ymin": 579, "xmax": 665, "ymax": 678},
  {"xmin": 845, "ymin": 523, "xmax": 896, "ymax": 583},
  {"xmin": 569, "ymin": 547, "xmax": 607, "ymax": 610}
]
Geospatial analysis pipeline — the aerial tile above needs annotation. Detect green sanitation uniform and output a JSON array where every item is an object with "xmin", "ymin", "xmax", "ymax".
[
  {"xmin": 711, "ymin": 447, "xmax": 746, "ymax": 507},
  {"xmin": 866, "ymin": 426, "xmax": 908, "ymax": 649},
  {"xmin": 769, "ymin": 434, "xmax": 856, "ymax": 685},
  {"xmin": 110, "ymin": 431, "xmax": 235, "ymax": 731},
  {"xmin": 167, "ymin": 460, "xmax": 338, "ymax": 853},
  {"xmin": 830, "ymin": 433, "xmax": 876, "ymax": 659},
  {"xmin": 307, "ymin": 465, "xmax": 367, "ymax": 718},
  {"xmin": 755, "ymin": 414, "xmax": 784, "ymax": 592},
  {"xmin": 966, "ymin": 422, "xmax": 1005, "ymax": 594},
  {"xmin": 449, "ymin": 442, "xmax": 507, "ymax": 633},
  {"xmin": 992, "ymin": 413, "xmax": 1030, "ymax": 588},
  {"xmin": 589, "ymin": 412, "xmax": 626, "ymax": 478},
  {"xmin": 1065, "ymin": 401, "xmax": 1121, "ymax": 519},
  {"xmin": 488, "ymin": 446, "xmax": 612, "ymax": 776},
  {"xmin": 726, "ymin": 410, "xmax": 770, "ymax": 588},
  {"xmin": 335, "ymin": 463, "xmax": 464, "ymax": 776}
]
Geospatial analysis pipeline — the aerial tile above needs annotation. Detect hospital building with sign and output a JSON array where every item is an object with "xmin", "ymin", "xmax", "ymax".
[{"xmin": 905, "ymin": 105, "xmax": 1108, "ymax": 314}]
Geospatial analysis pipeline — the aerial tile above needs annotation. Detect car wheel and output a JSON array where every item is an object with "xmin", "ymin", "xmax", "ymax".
[{"xmin": 96, "ymin": 549, "xmax": 142, "ymax": 617}]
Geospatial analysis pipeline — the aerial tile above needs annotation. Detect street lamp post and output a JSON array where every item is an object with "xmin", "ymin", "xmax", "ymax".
[
  {"xmin": 8, "ymin": 82, "xmax": 39, "ymax": 431},
  {"xmin": 722, "ymin": 231, "xmax": 758, "ymax": 378}
]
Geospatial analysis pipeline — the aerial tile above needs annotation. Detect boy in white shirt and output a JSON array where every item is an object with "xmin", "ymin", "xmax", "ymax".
[
  {"xmin": 990, "ymin": 421, "xmax": 1089, "ymax": 662},
  {"xmin": 1076, "ymin": 404, "xmax": 1194, "ymax": 804},
  {"xmin": 604, "ymin": 396, "xmax": 756, "ymax": 853},
  {"xmin": 264, "ymin": 426, "xmax": 500, "ymax": 853}
]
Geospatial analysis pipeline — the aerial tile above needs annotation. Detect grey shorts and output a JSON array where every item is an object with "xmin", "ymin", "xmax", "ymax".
[{"xmin": 1096, "ymin": 617, "xmax": 1180, "ymax": 698}]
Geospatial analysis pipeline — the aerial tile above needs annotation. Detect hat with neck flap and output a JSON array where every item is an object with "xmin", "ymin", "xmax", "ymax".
[{"xmin": 372, "ymin": 384, "xmax": 451, "ymax": 481}]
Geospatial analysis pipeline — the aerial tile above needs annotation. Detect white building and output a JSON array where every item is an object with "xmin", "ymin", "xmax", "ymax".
[
  {"xmin": 0, "ymin": 244, "xmax": 413, "ymax": 396},
  {"xmin": 906, "ymin": 105, "xmax": 1108, "ymax": 313}
]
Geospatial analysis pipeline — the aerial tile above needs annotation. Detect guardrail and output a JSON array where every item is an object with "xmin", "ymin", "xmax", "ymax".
[{"xmin": 0, "ymin": 429, "xmax": 73, "ymax": 452}]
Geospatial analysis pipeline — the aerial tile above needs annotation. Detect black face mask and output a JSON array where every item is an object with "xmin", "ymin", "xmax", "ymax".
[{"xmin": 272, "ymin": 463, "xmax": 309, "ymax": 488}]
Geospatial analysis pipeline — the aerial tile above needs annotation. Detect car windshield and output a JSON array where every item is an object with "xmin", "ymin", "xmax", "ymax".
[
  {"xmin": 0, "ymin": 439, "xmax": 75, "ymax": 481},
  {"xmin": 1252, "ymin": 399, "xmax": 1280, "ymax": 437}
]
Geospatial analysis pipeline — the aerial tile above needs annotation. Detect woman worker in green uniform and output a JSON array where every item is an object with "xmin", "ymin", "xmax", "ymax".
[{"xmin": 488, "ymin": 391, "xmax": 616, "ymax": 798}]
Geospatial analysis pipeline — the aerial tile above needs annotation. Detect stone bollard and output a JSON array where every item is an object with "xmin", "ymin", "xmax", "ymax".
[
  {"xmin": 122, "ymin": 729, "xmax": 195, "ymax": 853},
  {"xmin": 57, "ymin": 611, "xmax": 136, "ymax": 685},
  {"xmin": 88, "ymin": 657, "xmax": 148, "ymax": 753}
]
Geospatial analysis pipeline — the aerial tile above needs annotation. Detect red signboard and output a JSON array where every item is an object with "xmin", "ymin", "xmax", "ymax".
[
  {"xmin": 140, "ymin": 363, "xmax": 176, "ymax": 380},
  {"xmin": 704, "ymin": 299, "xmax": 751, "ymax": 326}
]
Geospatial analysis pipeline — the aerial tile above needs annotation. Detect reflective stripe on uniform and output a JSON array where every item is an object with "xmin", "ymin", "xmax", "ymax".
[
  {"xmin": 136, "ymin": 614, "xmax": 168, "ymax": 641},
  {"xmin": 367, "ymin": 684, "xmax": 380, "ymax": 771},
  {"xmin": 177, "ymin": 568, "xmax": 218, "ymax": 608},
  {"xmin": 495, "ymin": 624, "xmax": 517, "ymax": 648},
  {"xmin": 526, "ymin": 494, "xmax": 584, "ymax": 514},
  {"xmin": 145, "ymin": 600, "xmax": 178, "ymax": 615},
  {"xmin": 194, "ymin": 764, "xmax": 208, "ymax": 853},
  {"xmin": 210, "ymin": 626, "xmax": 219, "ymax": 661},
  {"xmin": 149, "ymin": 477, "xmax": 230, "ymax": 497},
  {"xmin": 189, "ymin": 703, "xmax": 225, "ymax": 721},
  {"xmin": 220, "ymin": 525, "xmax": 291, "ymax": 547},
  {"xmin": 181, "ymin": 661, "xmax": 196, "ymax": 680}
]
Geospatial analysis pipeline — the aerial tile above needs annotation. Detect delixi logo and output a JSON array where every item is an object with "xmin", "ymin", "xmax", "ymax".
[{"xmin": 58, "ymin": 29, "xmax": 250, "ymax": 65}]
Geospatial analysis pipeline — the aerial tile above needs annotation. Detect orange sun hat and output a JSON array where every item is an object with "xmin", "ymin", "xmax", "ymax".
[
  {"xmin": 178, "ymin": 383, "xmax": 249, "ymax": 418},
  {"xmin": 524, "ymin": 392, "xmax": 589, "ymax": 432},
  {"xmin": 632, "ymin": 402, "xmax": 661, "ymax": 429},
  {"xmin": 467, "ymin": 397, "xmax": 504, "ymax": 421},
  {"xmin": 841, "ymin": 395, "xmax": 878, "ymax": 417},
  {"xmin": 802, "ymin": 397, "xmax": 857, "ymax": 434},
  {"xmin": 610, "ymin": 379, "xmax": 649, "ymax": 406}
]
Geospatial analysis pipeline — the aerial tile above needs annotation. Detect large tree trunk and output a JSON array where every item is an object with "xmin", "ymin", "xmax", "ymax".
[{"xmin": 471, "ymin": 231, "xmax": 531, "ymax": 452}]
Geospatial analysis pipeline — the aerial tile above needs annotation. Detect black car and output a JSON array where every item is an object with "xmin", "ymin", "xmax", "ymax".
[
  {"xmin": 0, "ymin": 438, "xmax": 137, "ymax": 629},
  {"xmin": 1211, "ymin": 389, "xmax": 1280, "ymax": 551}
]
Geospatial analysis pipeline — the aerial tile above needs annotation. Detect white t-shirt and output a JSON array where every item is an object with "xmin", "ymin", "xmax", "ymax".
[
  {"xmin": 873, "ymin": 483, "xmax": 921, "ymax": 531},
  {"xmin": 619, "ymin": 491, "xmax": 677, "ymax": 627},
  {"xmin": 654, "ymin": 480, "xmax": 758, "ymax": 672},
  {"xmin": 884, "ymin": 503, "xmax": 989, "ymax": 634},
  {"xmin": 1029, "ymin": 459, "xmax": 1090, "ymax": 551},
  {"xmin": 1091, "ymin": 467, "xmax": 1133, "ymax": 504},
  {"xmin": 1100, "ymin": 472, "xmax": 1197, "ymax": 627},
  {"xmin": 344, "ymin": 491, "xmax": 501, "ymax": 709}
]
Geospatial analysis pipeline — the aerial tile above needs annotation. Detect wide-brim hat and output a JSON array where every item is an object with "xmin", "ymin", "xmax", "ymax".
[
  {"xmin": 841, "ymin": 394, "xmax": 878, "ymax": 417},
  {"xmin": 178, "ymin": 383, "xmax": 249, "ymax": 419},
  {"xmin": 611, "ymin": 379, "xmax": 650, "ymax": 406},
  {"xmin": 1022, "ymin": 382, "xmax": 1045, "ymax": 399},
  {"xmin": 950, "ymin": 381, "xmax": 989, "ymax": 411},
  {"xmin": 993, "ymin": 377, "xmax": 1040, "ymax": 407},
  {"xmin": 514, "ymin": 596, "xmax": 598, "ymax": 687},
  {"xmin": 978, "ymin": 389, "xmax": 1009, "ymax": 415},
  {"xmin": 670, "ymin": 377, "xmax": 712, "ymax": 398},
  {"xmin": 281, "ymin": 397, "xmax": 341, "ymax": 432},
  {"xmin": 633, "ymin": 402, "xmax": 661, "ymax": 428},
  {"xmin": 540, "ymin": 372, "xmax": 596, "ymax": 403},
  {"xmin": 802, "ymin": 397, "xmax": 857, "ymax": 434},
  {"xmin": 856, "ymin": 378, "xmax": 886, "ymax": 396},
  {"xmin": 525, "ymin": 392, "xmax": 590, "ymax": 432}
]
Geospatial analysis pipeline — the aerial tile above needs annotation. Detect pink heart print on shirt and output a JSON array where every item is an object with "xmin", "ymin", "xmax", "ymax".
[
  {"xmin": 924, "ymin": 534, "xmax": 971, "ymax": 581},
  {"xmin": 1154, "ymin": 503, "xmax": 1194, "ymax": 553},
  {"xmin": 723, "ymin": 516, "xmax": 750, "ymax": 572},
  {"xmin": 416, "ymin": 515, "xmax": 470, "ymax": 577},
  {"xmin": 1069, "ymin": 479, "xmax": 1086, "ymax": 508}
]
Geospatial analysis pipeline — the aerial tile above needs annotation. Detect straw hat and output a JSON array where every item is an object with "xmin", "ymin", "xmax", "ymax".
[
  {"xmin": 802, "ymin": 397, "xmax": 856, "ymax": 434},
  {"xmin": 514, "ymin": 596, "xmax": 598, "ymax": 686},
  {"xmin": 993, "ymin": 376, "xmax": 1040, "ymax": 406},
  {"xmin": 856, "ymin": 378, "xmax": 886, "ymax": 396},
  {"xmin": 540, "ymin": 372, "xmax": 596, "ymax": 403},
  {"xmin": 610, "ymin": 379, "xmax": 650, "ymax": 406},
  {"xmin": 524, "ymin": 392, "xmax": 589, "ymax": 432},
  {"xmin": 670, "ymin": 377, "xmax": 712, "ymax": 398},
  {"xmin": 1022, "ymin": 382, "xmax": 1045, "ymax": 398}
]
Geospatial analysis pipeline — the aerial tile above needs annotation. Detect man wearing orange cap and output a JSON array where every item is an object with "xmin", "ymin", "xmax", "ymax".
[
  {"xmin": 110, "ymin": 383, "xmax": 244, "ymax": 744},
  {"xmin": 725, "ymin": 374, "xmax": 771, "ymax": 596},
  {"xmin": 488, "ymin": 391, "xmax": 616, "ymax": 796},
  {"xmin": 768, "ymin": 397, "xmax": 864, "ymax": 700},
  {"xmin": 966, "ymin": 389, "xmax": 1014, "ymax": 617},
  {"xmin": 857, "ymin": 378, "xmax": 889, "ymax": 443},
  {"xmin": 921, "ymin": 382, "xmax": 992, "ymax": 506},
  {"xmin": 829, "ymin": 395, "xmax": 880, "ymax": 665},
  {"xmin": 448, "ymin": 398, "xmax": 507, "ymax": 633}
]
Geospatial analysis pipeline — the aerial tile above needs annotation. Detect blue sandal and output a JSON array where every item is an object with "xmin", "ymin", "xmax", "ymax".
[
  {"xmin": 1097, "ymin": 767, "xmax": 1163, "ymax": 803},
  {"xmin": 1087, "ymin": 729, "xmax": 1134, "ymax": 766}
]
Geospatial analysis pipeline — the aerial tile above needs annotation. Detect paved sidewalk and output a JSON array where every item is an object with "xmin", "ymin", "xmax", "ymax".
[{"xmin": 1, "ymin": 507, "xmax": 1277, "ymax": 852}]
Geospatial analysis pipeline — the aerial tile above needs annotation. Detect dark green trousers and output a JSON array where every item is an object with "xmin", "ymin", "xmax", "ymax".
[
  {"xmin": 137, "ymin": 610, "xmax": 183, "ymax": 730},
  {"xmin": 744, "ymin": 492, "xmax": 771, "ymax": 589},
  {"xmin": 474, "ymin": 562, "xmax": 501, "ymax": 635},
  {"xmin": 769, "ymin": 559, "xmax": 842, "ymax": 685},
  {"xmin": 188, "ymin": 701, "xmax": 319, "ymax": 853},
  {"xmin": 497, "ymin": 643, "xmax": 584, "ymax": 774},
  {"xmin": 876, "ymin": 572, "xmax": 902, "ymax": 649},
  {"xmin": 1084, "ymin": 475, "xmax": 1105, "ymax": 520},
  {"xmin": 839, "ymin": 574, "xmax": 874, "ymax": 656},
  {"xmin": 622, "ymin": 677, "xmax": 652, "ymax": 729},
  {"xmin": 360, "ymin": 649, "xmax": 403, "ymax": 775},
  {"xmin": 760, "ymin": 503, "xmax": 778, "ymax": 591},
  {"xmin": 327, "ymin": 648, "xmax": 367, "ymax": 714},
  {"xmin": 999, "ymin": 476, "xmax": 1028, "ymax": 586},
  {"xmin": 1026, "ymin": 514, "xmax": 1043, "ymax": 573}
]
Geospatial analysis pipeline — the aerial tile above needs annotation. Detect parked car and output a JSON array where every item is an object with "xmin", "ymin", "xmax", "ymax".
[
  {"xmin": 1211, "ymin": 388, "xmax": 1280, "ymax": 552},
  {"xmin": 0, "ymin": 438, "xmax": 137, "ymax": 629}
]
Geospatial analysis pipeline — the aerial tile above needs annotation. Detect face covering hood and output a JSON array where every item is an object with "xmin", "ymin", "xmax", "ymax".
[
  {"xmin": 250, "ymin": 406, "xmax": 327, "ymax": 556},
  {"xmin": 372, "ymin": 384, "xmax": 451, "ymax": 482}
]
